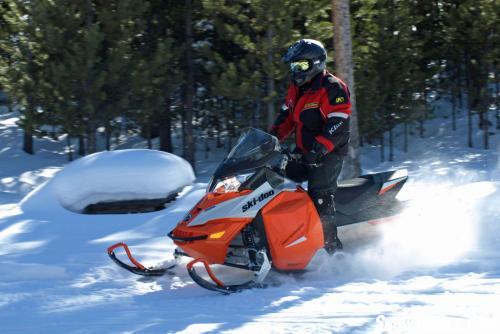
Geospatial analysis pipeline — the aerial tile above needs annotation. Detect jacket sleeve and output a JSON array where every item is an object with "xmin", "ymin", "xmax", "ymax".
[
  {"xmin": 270, "ymin": 85, "xmax": 296, "ymax": 140},
  {"xmin": 314, "ymin": 79, "xmax": 352, "ymax": 153}
]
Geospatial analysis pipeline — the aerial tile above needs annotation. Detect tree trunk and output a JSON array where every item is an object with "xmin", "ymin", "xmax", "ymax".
[
  {"xmin": 482, "ymin": 64, "xmax": 490, "ymax": 150},
  {"xmin": 452, "ymin": 65, "xmax": 458, "ymax": 131},
  {"xmin": 452, "ymin": 89, "xmax": 457, "ymax": 131},
  {"xmin": 159, "ymin": 96, "xmax": 172, "ymax": 152},
  {"xmin": 23, "ymin": 43, "xmax": 35, "ymax": 155},
  {"xmin": 380, "ymin": 133, "xmax": 384, "ymax": 162},
  {"xmin": 86, "ymin": 123, "xmax": 96, "ymax": 153},
  {"xmin": 483, "ymin": 108, "xmax": 489, "ymax": 150},
  {"xmin": 66, "ymin": 136, "xmax": 73, "ymax": 161},
  {"xmin": 23, "ymin": 125, "xmax": 34, "ymax": 155},
  {"xmin": 182, "ymin": 0, "xmax": 195, "ymax": 171},
  {"xmin": 403, "ymin": 121, "xmax": 408, "ymax": 153},
  {"xmin": 146, "ymin": 123, "xmax": 152, "ymax": 149},
  {"xmin": 253, "ymin": 91, "xmax": 262, "ymax": 129},
  {"xmin": 205, "ymin": 132, "xmax": 210, "ymax": 159},
  {"xmin": 216, "ymin": 119, "xmax": 222, "ymax": 148},
  {"xmin": 458, "ymin": 61, "xmax": 463, "ymax": 110},
  {"xmin": 419, "ymin": 91, "xmax": 427, "ymax": 138},
  {"xmin": 266, "ymin": 26, "xmax": 275, "ymax": 130},
  {"xmin": 389, "ymin": 127, "xmax": 393, "ymax": 162},
  {"xmin": 78, "ymin": 135, "xmax": 86, "ymax": 156},
  {"xmin": 465, "ymin": 51, "xmax": 473, "ymax": 148},
  {"xmin": 332, "ymin": 0, "xmax": 361, "ymax": 178},
  {"xmin": 496, "ymin": 64, "xmax": 499, "ymax": 130},
  {"xmin": 105, "ymin": 126, "xmax": 111, "ymax": 151}
]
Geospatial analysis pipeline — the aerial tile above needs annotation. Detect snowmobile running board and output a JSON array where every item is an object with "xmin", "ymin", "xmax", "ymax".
[
  {"xmin": 187, "ymin": 251, "xmax": 272, "ymax": 294},
  {"xmin": 107, "ymin": 242, "xmax": 174, "ymax": 276}
]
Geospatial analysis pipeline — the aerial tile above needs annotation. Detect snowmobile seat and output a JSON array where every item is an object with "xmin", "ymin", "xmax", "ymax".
[{"xmin": 336, "ymin": 177, "xmax": 373, "ymax": 205}]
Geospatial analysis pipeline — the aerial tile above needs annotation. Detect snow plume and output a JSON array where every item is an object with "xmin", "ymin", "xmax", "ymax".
[{"xmin": 306, "ymin": 168, "xmax": 500, "ymax": 284}]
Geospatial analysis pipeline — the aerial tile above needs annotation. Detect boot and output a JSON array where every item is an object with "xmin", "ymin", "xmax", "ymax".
[
  {"xmin": 321, "ymin": 215, "xmax": 342, "ymax": 255},
  {"xmin": 310, "ymin": 192, "xmax": 342, "ymax": 255}
]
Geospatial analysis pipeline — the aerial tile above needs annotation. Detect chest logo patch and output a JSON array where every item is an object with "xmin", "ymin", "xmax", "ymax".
[
  {"xmin": 304, "ymin": 102, "xmax": 319, "ymax": 109},
  {"xmin": 335, "ymin": 97, "xmax": 345, "ymax": 103}
]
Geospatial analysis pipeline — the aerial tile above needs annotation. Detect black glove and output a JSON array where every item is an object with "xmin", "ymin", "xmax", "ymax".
[
  {"xmin": 312, "ymin": 140, "xmax": 329, "ymax": 156},
  {"xmin": 304, "ymin": 141, "xmax": 329, "ymax": 165},
  {"xmin": 303, "ymin": 150, "xmax": 322, "ymax": 164}
]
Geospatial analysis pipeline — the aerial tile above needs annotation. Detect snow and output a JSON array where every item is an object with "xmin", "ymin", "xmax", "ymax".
[
  {"xmin": 0, "ymin": 104, "xmax": 499, "ymax": 333},
  {"xmin": 43, "ymin": 149, "xmax": 195, "ymax": 212}
]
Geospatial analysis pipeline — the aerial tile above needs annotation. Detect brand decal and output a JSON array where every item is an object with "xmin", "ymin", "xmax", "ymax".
[
  {"xmin": 328, "ymin": 121, "xmax": 343, "ymax": 135},
  {"xmin": 335, "ymin": 97, "xmax": 345, "ymax": 103},
  {"xmin": 242, "ymin": 190, "xmax": 275, "ymax": 212}
]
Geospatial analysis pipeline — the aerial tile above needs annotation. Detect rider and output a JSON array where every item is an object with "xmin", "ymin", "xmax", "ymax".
[{"xmin": 270, "ymin": 39, "xmax": 351, "ymax": 254}]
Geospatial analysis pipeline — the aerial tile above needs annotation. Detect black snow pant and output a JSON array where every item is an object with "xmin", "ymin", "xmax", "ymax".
[{"xmin": 285, "ymin": 153, "xmax": 344, "ymax": 248}]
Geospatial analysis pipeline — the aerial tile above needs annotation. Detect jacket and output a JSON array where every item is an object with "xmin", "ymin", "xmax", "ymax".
[{"xmin": 271, "ymin": 70, "xmax": 351, "ymax": 155}]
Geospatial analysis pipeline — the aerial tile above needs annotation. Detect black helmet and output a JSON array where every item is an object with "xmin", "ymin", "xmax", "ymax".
[{"xmin": 283, "ymin": 39, "xmax": 327, "ymax": 86}]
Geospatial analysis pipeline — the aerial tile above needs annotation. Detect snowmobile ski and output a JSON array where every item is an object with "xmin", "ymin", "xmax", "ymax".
[
  {"xmin": 107, "ymin": 242, "xmax": 174, "ymax": 276},
  {"xmin": 187, "ymin": 250, "xmax": 271, "ymax": 294}
]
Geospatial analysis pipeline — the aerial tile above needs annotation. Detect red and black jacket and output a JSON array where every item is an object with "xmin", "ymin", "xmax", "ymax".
[{"xmin": 271, "ymin": 70, "xmax": 351, "ymax": 156}]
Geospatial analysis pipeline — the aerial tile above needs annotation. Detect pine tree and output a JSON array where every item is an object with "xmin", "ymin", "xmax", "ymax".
[
  {"xmin": 128, "ymin": 1, "xmax": 184, "ymax": 153},
  {"xmin": 0, "ymin": 0, "xmax": 49, "ymax": 154}
]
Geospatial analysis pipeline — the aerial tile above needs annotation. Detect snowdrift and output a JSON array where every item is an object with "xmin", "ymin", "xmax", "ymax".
[{"xmin": 22, "ymin": 149, "xmax": 195, "ymax": 213}]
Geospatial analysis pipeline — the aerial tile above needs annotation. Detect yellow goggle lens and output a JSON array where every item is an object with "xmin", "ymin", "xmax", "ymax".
[{"xmin": 290, "ymin": 60, "xmax": 310, "ymax": 72}]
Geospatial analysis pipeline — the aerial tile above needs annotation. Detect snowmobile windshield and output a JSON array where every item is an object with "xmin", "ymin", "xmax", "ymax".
[
  {"xmin": 209, "ymin": 128, "xmax": 281, "ymax": 191},
  {"xmin": 227, "ymin": 128, "xmax": 279, "ymax": 161}
]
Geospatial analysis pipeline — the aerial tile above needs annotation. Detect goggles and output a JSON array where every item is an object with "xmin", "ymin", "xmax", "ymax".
[{"xmin": 290, "ymin": 60, "xmax": 311, "ymax": 72}]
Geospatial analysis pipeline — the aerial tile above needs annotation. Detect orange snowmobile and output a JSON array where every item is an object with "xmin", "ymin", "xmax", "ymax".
[{"xmin": 108, "ymin": 128, "xmax": 408, "ymax": 293}]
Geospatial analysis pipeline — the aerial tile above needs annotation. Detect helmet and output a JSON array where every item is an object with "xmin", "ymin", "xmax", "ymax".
[{"xmin": 283, "ymin": 39, "xmax": 327, "ymax": 86}]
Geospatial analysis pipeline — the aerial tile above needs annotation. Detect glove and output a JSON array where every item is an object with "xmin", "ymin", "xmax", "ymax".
[
  {"xmin": 312, "ymin": 140, "xmax": 330, "ymax": 156},
  {"xmin": 303, "ymin": 150, "xmax": 322, "ymax": 164},
  {"xmin": 304, "ymin": 141, "xmax": 329, "ymax": 165}
]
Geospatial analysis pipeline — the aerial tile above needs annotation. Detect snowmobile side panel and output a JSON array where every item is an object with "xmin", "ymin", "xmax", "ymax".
[
  {"xmin": 171, "ymin": 217, "xmax": 253, "ymax": 264},
  {"xmin": 260, "ymin": 188, "xmax": 324, "ymax": 270},
  {"xmin": 185, "ymin": 182, "xmax": 277, "ymax": 227}
]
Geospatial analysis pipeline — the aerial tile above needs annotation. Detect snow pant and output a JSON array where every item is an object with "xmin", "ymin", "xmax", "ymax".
[{"xmin": 285, "ymin": 153, "xmax": 344, "ymax": 246}]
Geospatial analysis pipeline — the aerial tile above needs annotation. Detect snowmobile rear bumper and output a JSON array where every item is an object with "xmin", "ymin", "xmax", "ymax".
[{"xmin": 107, "ymin": 242, "xmax": 173, "ymax": 276}]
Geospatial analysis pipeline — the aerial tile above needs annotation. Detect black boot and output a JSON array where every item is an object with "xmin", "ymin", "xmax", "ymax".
[
  {"xmin": 321, "ymin": 215, "xmax": 342, "ymax": 255},
  {"xmin": 310, "ymin": 192, "xmax": 342, "ymax": 254}
]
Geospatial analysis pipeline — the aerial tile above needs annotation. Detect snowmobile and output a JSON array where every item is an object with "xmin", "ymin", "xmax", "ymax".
[{"xmin": 107, "ymin": 128, "xmax": 408, "ymax": 294}]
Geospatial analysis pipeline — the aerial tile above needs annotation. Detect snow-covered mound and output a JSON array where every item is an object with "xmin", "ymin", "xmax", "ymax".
[{"xmin": 48, "ymin": 149, "xmax": 195, "ymax": 212}]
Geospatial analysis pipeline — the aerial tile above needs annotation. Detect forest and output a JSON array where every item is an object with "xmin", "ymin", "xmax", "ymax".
[{"xmin": 0, "ymin": 0, "xmax": 498, "ymax": 169}]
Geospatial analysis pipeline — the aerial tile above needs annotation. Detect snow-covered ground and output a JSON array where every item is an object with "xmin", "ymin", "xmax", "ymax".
[{"xmin": 0, "ymin": 106, "xmax": 499, "ymax": 333}]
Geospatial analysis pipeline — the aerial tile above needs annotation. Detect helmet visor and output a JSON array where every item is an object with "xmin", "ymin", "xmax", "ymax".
[{"xmin": 290, "ymin": 60, "xmax": 311, "ymax": 73}]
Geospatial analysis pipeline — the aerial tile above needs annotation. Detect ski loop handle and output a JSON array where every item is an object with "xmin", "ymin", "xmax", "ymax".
[
  {"xmin": 187, "ymin": 258, "xmax": 225, "ymax": 287},
  {"xmin": 107, "ymin": 242, "xmax": 146, "ymax": 270}
]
